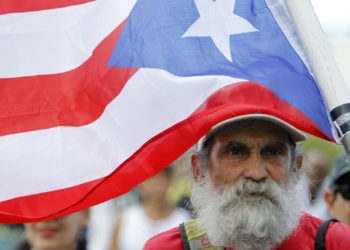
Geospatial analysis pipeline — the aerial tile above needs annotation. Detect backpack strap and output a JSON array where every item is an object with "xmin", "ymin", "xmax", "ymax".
[
  {"xmin": 314, "ymin": 218, "xmax": 339, "ymax": 250},
  {"xmin": 179, "ymin": 222, "xmax": 191, "ymax": 250},
  {"xmin": 179, "ymin": 219, "xmax": 223, "ymax": 250}
]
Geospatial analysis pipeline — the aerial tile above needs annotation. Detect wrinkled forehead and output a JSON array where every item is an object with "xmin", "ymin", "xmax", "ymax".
[{"xmin": 213, "ymin": 119, "xmax": 290, "ymax": 143}]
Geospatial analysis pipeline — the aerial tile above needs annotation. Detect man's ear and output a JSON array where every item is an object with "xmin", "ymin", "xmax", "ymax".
[
  {"xmin": 324, "ymin": 189, "xmax": 336, "ymax": 217},
  {"xmin": 191, "ymin": 153, "xmax": 201, "ymax": 180},
  {"xmin": 296, "ymin": 153, "xmax": 303, "ymax": 169}
]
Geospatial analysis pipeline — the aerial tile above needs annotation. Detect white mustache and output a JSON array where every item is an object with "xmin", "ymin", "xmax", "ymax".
[{"xmin": 217, "ymin": 179, "xmax": 283, "ymax": 208}]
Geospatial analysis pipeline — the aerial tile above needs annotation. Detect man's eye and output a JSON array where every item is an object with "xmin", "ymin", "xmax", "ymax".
[
  {"xmin": 263, "ymin": 147, "xmax": 283, "ymax": 156},
  {"xmin": 224, "ymin": 145, "xmax": 248, "ymax": 156},
  {"xmin": 230, "ymin": 148, "xmax": 241, "ymax": 155}
]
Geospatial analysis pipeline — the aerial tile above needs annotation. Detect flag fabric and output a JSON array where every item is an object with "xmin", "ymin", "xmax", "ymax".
[{"xmin": 0, "ymin": 0, "xmax": 334, "ymax": 222}]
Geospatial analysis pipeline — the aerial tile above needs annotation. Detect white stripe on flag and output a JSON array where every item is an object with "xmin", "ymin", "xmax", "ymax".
[
  {"xmin": 0, "ymin": 0, "xmax": 134, "ymax": 78},
  {"xmin": 0, "ymin": 69, "xmax": 245, "ymax": 201}
]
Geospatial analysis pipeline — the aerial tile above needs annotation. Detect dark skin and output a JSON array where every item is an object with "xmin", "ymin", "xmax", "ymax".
[{"xmin": 191, "ymin": 120, "xmax": 303, "ymax": 187}]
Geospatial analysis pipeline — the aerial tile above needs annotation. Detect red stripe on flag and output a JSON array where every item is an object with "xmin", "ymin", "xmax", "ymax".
[
  {"xmin": 0, "ymin": 20, "xmax": 137, "ymax": 137},
  {"xmin": 0, "ymin": 0, "xmax": 95, "ymax": 14},
  {"xmin": 0, "ymin": 81, "xmax": 332, "ymax": 223}
]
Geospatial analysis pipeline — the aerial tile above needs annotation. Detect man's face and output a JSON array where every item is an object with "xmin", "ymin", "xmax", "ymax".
[
  {"xmin": 207, "ymin": 120, "xmax": 294, "ymax": 187},
  {"xmin": 191, "ymin": 120, "xmax": 307, "ymax": 250}
]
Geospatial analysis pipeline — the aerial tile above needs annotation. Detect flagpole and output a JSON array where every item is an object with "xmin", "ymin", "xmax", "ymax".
[{"xmin": 284, "ymin": 0, "xmax": 350, "ymax": 155}]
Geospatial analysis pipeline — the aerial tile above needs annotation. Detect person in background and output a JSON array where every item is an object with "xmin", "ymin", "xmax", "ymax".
[
  {"xmin": 0, "ymin": 224, "xmax": 23, "ymax": 250},
  {"xmin": 87, "ymin": 184, "xmax": 141, "ymax": 250},
  {"xmin": 16, "ymin": 210, "xmax": 89, "ymax": 250},
  {"xmin": 109, "ymin": 165, "xmax": 191, "ymax": 250},
  {"xmin": 324, "ymin": 152, "xmax": 350, "ymax": 225},
  {"xmin": 304, "ymin": 149, "xmax": 331, "ymax": 220},
  {"xmin": 166, "ymin": 153, "xmax": 194, "ymax": 213}
]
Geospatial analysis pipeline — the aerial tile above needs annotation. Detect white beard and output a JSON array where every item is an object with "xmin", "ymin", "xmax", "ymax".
[{"xmin": 191, "ymin": 171, "xmax": 309, "ymax": 250}]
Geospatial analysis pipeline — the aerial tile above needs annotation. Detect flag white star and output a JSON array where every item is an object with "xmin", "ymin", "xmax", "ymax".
[{"xmin": 182, "ymin": 0, "xmax": 258, "ymax": 62}]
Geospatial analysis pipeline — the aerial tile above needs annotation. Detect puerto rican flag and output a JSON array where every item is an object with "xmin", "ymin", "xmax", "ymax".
[{"xmin": 0, "ymin": 0, "xmax": 334, "ymax": 222}]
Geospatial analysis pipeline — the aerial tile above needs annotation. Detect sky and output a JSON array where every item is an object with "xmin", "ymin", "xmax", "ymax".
[
  {"xmin": 311, "ymin": 0, "xmax": 350, "ymax": 34},
  {"xmin": 310, "ymin": 0, "xmax": 350, "ymax": 88}
]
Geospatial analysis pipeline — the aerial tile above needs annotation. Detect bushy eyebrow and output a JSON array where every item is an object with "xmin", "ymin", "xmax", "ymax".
[
  {"xmin": 224, "ymin": 141, "xmax": 247, "ymax": 148},
  {"xmin": 223, "ymin": 141, "xmax": 288, "ymax": 152},
  {"xmin": 222, "ymin": 141, "xmax": 249, "ymax": 153}
]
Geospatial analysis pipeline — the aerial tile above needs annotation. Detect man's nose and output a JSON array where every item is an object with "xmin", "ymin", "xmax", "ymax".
[{"xmin": 242, "ymin": 152, "xmax": 268, "ymax": 182}]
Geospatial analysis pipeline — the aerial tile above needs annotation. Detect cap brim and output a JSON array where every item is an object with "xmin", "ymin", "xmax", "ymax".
[{"xmin": 198, "ymin": 114, "xmax": 306, "ymax": 150}]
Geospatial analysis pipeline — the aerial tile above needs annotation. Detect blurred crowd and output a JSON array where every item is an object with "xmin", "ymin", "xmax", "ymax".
[
  {"xmin": 0, "ymin": 157, "xmax": 193, "ymax": 250},
  {"xmin": 1, "ymin": 145, "xmax": 350, "ymax": 250}
]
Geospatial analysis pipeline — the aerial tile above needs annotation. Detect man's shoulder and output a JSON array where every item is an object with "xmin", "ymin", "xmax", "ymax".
[
  {"xmin": 326, "ymin": 218, "xmax": 350, "ymax": 248},
  {"xmin": 301, "ymin": 212, "xmax": 324, "ymax": 229},
  {"xmin": 300, "ymin": 213, "xmax": 350, "ymax": 234},
  {"xmin": 142, "ymin": 226, "xmax": 184, "ymax": 250},
  {"xmin": 301, "ymin": 213, "xmax": 350, "ymax": 248},
  {"xmin": 276, "ymin": 213, "xmax": 350, "ymax": 250}
]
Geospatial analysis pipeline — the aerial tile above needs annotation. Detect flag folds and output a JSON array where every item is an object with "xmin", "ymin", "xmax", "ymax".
[{"xmin": 0, "ymin": 0, "xmax": 334, "ymax": 222}]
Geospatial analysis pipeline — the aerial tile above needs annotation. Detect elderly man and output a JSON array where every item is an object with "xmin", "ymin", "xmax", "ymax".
[{"xmin": 143, "ymin": 114, "xmax": 350, "ymax": 250}]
